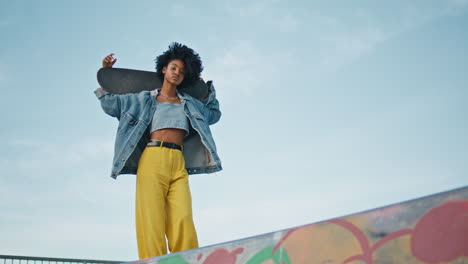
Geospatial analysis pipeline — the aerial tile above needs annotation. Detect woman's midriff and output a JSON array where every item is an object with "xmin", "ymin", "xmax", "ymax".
[{"xmin": 150, "ymin": 128, "xmax": 185, "ymax": 147}]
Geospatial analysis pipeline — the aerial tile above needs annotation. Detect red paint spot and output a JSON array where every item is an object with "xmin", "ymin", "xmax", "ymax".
[
  {"xmin": 411, "ymin": 201, "xmax": 468, "ymax": 263},
  {"xmin": 202, "ymin": 248, "xmax": 244, "ymax": 264},
  {"xmin": 197, "ymin": 253, "xmax": 203, "ymax": 261},
  {"xmin": 232, "ymin": 247, "xmax": 244, "ymax": 255},
  {"xmin": 330, "ymin": 201, "xmax": 468, "ymax": 264}
]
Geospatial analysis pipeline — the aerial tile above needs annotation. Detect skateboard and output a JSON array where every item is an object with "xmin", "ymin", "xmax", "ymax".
[{"xmin": 97, "ymin": 67, "xmax": 209, "ymax": 100}]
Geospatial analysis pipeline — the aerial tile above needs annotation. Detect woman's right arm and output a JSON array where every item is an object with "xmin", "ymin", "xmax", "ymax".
[
  {"xmin": 94, "ymin": 88, "xmax": 123, "ymax": 118},
  {"xmin": 95, "ymin": 53, "xmax": 122, "ymax": 118}
]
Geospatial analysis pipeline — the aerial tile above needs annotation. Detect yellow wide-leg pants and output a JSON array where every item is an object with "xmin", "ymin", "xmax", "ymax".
[{"xmin": 135, "ymin": 146, "xmax": 198, "ymax": 259}]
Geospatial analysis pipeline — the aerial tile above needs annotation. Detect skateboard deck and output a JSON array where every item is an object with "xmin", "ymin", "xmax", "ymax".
[{"xmin": 97, "ymin": 67, "xmax": 209, "ymax": 100}]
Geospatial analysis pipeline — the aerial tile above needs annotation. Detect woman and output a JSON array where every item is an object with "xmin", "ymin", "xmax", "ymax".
[{"xmin": 94, "ymin": 43, "xmax": 222, "ymax": 259}]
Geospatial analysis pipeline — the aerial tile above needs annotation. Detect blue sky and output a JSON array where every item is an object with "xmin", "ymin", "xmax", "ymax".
[{"xmin": 1, "ymin": 0, "xmax": 467, "ymax": 261}]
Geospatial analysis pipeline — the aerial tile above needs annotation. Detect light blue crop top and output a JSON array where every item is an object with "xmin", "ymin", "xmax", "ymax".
[{"xmin": 151, "ymin": 101, "xmax": 190, "ymax": 135}]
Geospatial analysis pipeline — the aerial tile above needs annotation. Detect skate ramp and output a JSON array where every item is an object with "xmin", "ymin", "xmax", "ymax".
[{"xmin": 128, "ymin": 186, "xmax": 468, "ymax": 264}]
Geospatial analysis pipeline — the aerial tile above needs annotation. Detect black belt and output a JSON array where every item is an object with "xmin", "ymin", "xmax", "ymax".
[{"xmin": 147, "ymin": 140, "xmax": 183, "ymax": 151}]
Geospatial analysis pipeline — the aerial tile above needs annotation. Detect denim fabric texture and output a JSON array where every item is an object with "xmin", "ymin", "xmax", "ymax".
[{"xmin": 94, "ymin": 83, "xmax": 222, "ymax": 179}]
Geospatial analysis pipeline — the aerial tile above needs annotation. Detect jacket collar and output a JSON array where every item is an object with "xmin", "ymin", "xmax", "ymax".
[{"xmin": 151, "ymin": 89, "xmax": 192, "ymax": 102}]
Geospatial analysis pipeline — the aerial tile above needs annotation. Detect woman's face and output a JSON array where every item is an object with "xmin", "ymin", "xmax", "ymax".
[{"xmin": 162, "ymin": 59, "xmax": 185, "ymax": 86}]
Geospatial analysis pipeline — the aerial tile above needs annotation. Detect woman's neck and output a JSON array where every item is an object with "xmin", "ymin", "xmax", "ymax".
[{"xmin": 160, "ymin": 82, "xmax": 177, "ymax": 97}]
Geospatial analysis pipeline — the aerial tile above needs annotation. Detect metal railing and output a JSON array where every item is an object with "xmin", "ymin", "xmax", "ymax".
[{"xmin": 0, "ymin": 255, "xmax": 124, "ymax": 264}]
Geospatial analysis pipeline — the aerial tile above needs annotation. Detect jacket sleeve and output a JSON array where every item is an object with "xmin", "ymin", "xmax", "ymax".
[
  {"xmin": 94, "ymin": 87, "xmax": 123, "ymax": 119},
  {"xmin": 200, "ymin": 81, "xmax": 221, "ymax": 125}
]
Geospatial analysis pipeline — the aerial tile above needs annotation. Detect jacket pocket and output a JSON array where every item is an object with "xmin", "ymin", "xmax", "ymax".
[{"xmin": 118, "ymin": 112, "xmax": 138, "ymax": 134}]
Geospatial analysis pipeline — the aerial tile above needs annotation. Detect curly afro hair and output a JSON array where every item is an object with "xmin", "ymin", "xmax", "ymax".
[{"xmin": 155, "ymin": 42, "xmax": 203, "ymax": 88}]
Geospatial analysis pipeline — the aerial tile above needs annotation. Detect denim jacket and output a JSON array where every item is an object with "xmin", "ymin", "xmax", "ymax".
[{"xmin": 94, "ymin": 83, "xmax": 222, "ymax": 179}]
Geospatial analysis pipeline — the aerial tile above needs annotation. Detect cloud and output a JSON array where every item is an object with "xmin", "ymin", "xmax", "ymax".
[
  {"xmin": 394, "ymin": 1, "xmax": 468, "ymax": 31},
  {"xmin": 439, "ymin": 0, "xmax": 468, "ymax": 15},
  {"xmin": 0, "ymin": 20, "xmax": 11, "ymax": 27},
  {"xmin": 224, "ymin": 0, "xmax": 277, "ymax": 18},
  {"xmin": 6, "ymin": 137, "xmax": 113, "ymax": 171},
  {"xmin": 8, "ymin": 139, "xmax": 44, "ymax": 147},
  {"xmin": 194, "ymin": 180, "xmax": 393, "ymax": 247},
  {"xmin": 317, "ymin": 25, "xmax": 390, "ymax": 72},
  {"xmin": 213, "ymin": 2, "xmax": 393, "ymax": 74},
  {"xmin": 169, "ymin": 4, "xmax": 188, "ymax": 17},
  {"xmin": 0, "ymin": 137, "xmax": 135, "ymax": 259},
  {"xmin": 205, "ymin": 41, "xmax": 287, "ymax": 99},
  {"xmin": 223, "ymin": 0, "xmax": 300, "ymax": 33},
  {"xmin": 195, "ymin": 197, "xmax": 331, "ymax": 246},
  {"xmin": 273, "ymin": 13, "xmax": 300, "ymax": 32},
  {"xmin": 300, "ymin": 1, "xmax": 468, "ymax": 73},
  {"xmin": 0, "ymin": 206, "xmax": 137, "ymax": 260}
]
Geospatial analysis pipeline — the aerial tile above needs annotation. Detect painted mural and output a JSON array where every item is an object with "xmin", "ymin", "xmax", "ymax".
[{"xmin": 128, "ymin": 186, "xmax": 468, "ymax": 264}]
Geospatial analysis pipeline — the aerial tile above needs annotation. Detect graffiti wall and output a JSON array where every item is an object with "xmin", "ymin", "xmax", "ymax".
[{"xmin": 129, "ymin": 186, "xmax": 468, "ymax": 264}]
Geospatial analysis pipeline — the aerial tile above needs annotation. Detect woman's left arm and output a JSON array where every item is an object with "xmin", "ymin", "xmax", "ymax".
[{"xmin": 200, "ymin": 81, "xmax": 221, "ymax": 125}]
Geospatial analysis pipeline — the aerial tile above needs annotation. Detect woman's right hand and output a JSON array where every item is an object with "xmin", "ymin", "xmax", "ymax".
[{"xmin": 102, "ymin": 53, "xmax": 117, "ymax": 68}]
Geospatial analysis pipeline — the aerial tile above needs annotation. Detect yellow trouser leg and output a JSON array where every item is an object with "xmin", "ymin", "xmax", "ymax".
[
  {"xmin": 136, "ymin": 147, "xmax": 169, "ymax": 258},
  {"xmin": 166, "ymin": 155, "xmax": 198, "ymax": 253},
  {"xmin": 135, "ymin": 146, "xmax": 198, "ymax": 259}
]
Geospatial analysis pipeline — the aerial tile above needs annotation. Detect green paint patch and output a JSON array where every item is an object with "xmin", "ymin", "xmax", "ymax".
[{"xmin": 157, "ymin": 255, "xmax": 189, "ymax": 264}]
